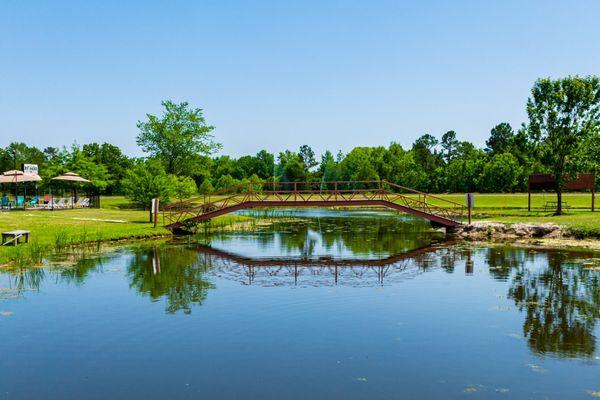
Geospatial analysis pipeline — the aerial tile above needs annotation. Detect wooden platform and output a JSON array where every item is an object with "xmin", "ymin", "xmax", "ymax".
[{"xmin": 1, "ymin": 230, "xmax": 31, "ymax": 246}]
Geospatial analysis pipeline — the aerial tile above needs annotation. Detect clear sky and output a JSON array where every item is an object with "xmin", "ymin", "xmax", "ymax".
[{"xmin": 2, "ymin": 0, "xmax": 599, "ymax": 158}]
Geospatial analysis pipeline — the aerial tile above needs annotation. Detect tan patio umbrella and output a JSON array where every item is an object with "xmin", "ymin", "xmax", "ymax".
[
  {"xmin": 50, "ymin": 172, "xmax": 92, "ymax": 209},
  {"xmin": 0, "ymin": 170, "xmax": 42, "ymax": 208},
  {"xmin": 51, "ymin": 172, "xmax": 91, "ymax": 183},
  {"xmin": 0, "ymin": 170, "xmax": 42, "ymax": 183}
]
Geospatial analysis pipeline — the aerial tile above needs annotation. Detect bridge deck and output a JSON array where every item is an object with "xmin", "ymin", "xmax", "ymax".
[{"xmin": 164, "ymin": 181, "xmax": 466, "ymax": 230}]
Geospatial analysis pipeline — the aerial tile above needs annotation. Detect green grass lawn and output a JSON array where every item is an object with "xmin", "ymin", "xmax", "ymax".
[
  {"xmin": 0, "ymin": 196, "xmax": 169, "ymax": 265},
  {"xmin": 422, "ymin": 192, "xmax": 596, "ymax": 210},
  {"xmin": 425, "ymin": 192, "xmax": 600, "ymax": 237},
  {"xmin": 0, "ymin": 196, "xmax": 248, "ymax": 265}
]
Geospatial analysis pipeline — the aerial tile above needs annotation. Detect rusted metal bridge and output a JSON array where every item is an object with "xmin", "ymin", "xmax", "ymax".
[{"xmin": 163, "ymin": 180, "xmax": 466, "ymax": 232}]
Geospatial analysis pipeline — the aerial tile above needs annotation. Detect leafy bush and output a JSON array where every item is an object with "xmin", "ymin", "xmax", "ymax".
[
  {"xmin": 198, "ymin": 179, "xmax": 214, "ymax": 194},
  {"xmin": 171, "ymin": 175, "xmax": 198, "ymax": 202},
  {"xmin": 122, "ymin": 159, "xmax": 174, "ymax": 209},
  {"xmin": 480, "ymin": 153, "xmax": 523, "ymax": 192},
  {"xmin": 215, "ymin": 174, "xmax": 239, "ymax": 190}
]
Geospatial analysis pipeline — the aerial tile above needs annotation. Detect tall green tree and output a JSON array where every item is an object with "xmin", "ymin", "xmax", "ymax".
[
  {"xmin": 440, "ymin": 131, "xmax": 459, "ymax": 163},
  {"xmin": 388, "ymin": 151, "xmax": 429, "ymax": 190},
  {"xmin": 212, "ymin": 156, "xmax": 243, "ymax": 180},
  {"xmin": 526, "ymin": 76, "xmax": 600, "ymax": 214},
  {"xmin": 1, "ymin": 142, "xmax": 47, "ymax": 171},
  {"xmin": 340, "ymin": 147, "xmax": 379, "ymax": 182},
  {"xmin": 411, "ymin": 134, "xmax": 441, "ymax": 190},
  {"xmin": 136, "ymin": 100, "xmax": 221, "ymax": 175},
  {"xmin": 235, "ymin": 150, "xmax": 275, "ymax": 180},
  {"xmin": 299, "ymin": 145, "xmax": 318, "ymax": 171},
  {"xmin": 82, "ymin": 142, "xmax": 132, "ymax": 193},
  {"xmin": 480, "ymin": 153, "xmax": 522, "ymax": 192},
  {"xmin": 277, "ymin": 150, "xmax": 308, "ymax": 182},
  {"xmin": 255, "ymin": 150, "xmax": 275, "ymax": 179},
  {"xmin": 43, "ymin": 145, "xmax": 110, "ymax": 191},
  {"xmin": 443, "ymin": 149, "xmax": 486, "ymax": 192},
  {"xmin": 319, "ymin": 150, "xmax": 341, "ymax": 183},
  {"xmin": 486, "ymin": 123, "xmax": 515, "ymax": 155}
]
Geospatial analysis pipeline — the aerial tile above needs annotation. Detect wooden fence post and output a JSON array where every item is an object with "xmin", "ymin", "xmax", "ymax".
[{"xmin": 152, "ymin": 198, "xmax": 159, "ymax": 228}]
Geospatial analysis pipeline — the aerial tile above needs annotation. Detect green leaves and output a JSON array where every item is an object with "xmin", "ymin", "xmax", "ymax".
[
  {"xmin": 171, "ymin": 175, "xmax": 197, "ymax": 203},
  {"xmin": 122, "ymin": 159, "xmax": 175, "ymax": 208},
  {"xmin": 526, "ymin": 76, "xmax": 600, "ymax": 213},
  {"xmin": 480, "ymin": 153, "xmax": 523, "ymax": 192},
  {"xmin": 136, "ymin": 100, "xmax": 221, "ymax": 176},
  {"xmin": 486, "ymin": 123, "xmax": 515, "ymax": 155}
]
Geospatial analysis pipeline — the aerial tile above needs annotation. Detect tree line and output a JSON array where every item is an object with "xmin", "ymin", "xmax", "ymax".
[{"xmin": 1, "ymin": 76, "xmax": 599, "ymax": 214}]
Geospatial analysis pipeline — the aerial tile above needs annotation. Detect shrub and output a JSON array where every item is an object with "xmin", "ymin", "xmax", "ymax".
[
  {"xmin": 122, "ymin": 159, "xmax": 174, "ymax": 208},
  {"xmin": 171, "ymin": 175, "xmax": 198, "ymax": 202},
  {"xmin": 198, "ymin": 179, "xmax": 214, "ymax": 194}
]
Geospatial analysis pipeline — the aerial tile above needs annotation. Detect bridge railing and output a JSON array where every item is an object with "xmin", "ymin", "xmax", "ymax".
[
  {"xmin": 381, "ymin": 181, "xmax": 466, "ymax": 219},
  {"xmin": 163, "ymin": 180, "xmax": 467, "ymax": 226}
]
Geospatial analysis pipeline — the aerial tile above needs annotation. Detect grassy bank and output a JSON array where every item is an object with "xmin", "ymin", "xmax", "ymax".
[
  {"xmin": 421, "ymin": 192, "xmax": 596, "ymax": 211},
  {"xmin": 426, "ymin": 192, "xmax": 600, "ymax": 237},
  {"xmin": 0, "ymin": 196, "xmax": 246, "ymax": 265}
]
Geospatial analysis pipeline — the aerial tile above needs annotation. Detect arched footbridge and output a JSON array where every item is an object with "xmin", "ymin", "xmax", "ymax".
[{"xmin": 163, "ymin": 181, "xmax": 466, "ymax": 232}]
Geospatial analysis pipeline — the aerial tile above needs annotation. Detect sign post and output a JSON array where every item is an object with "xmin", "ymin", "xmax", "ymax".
[
  {"xmin": 22, "ymin": 164, "xmax": 38, "ymax": 175},
  {"xmin": 151, "ymin": 198, "xmax": 159, "ymax": 227},
  {"xmin": 466, "ymin": 193, "xmax": 474, "ymax": 225}
]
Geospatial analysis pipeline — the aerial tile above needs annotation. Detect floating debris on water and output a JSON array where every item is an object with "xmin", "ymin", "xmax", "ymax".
[
  {"xmin": 0, "ymin": 311, "xmax": 14, "ymax": 316},
  {"xmin": 356, "ymin": 377, "xmax": 368, "ymax": 382},
  {"xmin": 527, "ymin": 364, "xmax": 548, "ymax": 373},
  {"xmin": 463, "ymin": 384, "xmax": 483, "ymax": 394},
  {"xmin": 489, "ymin": 306, "xmax": 512, "ymax": 311},
  {"xmin": 0, "ymin": 288, "xmax": 23, "ymax": 301}
]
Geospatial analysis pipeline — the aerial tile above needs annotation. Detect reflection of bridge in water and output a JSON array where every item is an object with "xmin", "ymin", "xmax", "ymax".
[{"xmin": 193, "ymin": 243, "xmax": 471, "ymax": 286}]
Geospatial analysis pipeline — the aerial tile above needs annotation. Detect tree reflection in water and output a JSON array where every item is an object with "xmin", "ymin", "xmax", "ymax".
[
  {"xmin": 2, "ymin": 237, "xmax": 598, "ymax": 358},
  {"xmin": 489, "ymin": 247, "xmax": 600, "ymax": 358},
  {"xmin": 4, "ymin": 252, "xmax": 113, "ymax": 294},
  {"xmin": 127, "ymin": 246, "xmax": 214, "ymax": 314}
]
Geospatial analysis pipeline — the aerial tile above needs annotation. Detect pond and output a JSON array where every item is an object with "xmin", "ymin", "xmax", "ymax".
[{"xmin": 1, "ymin": 209, "xmax": 599, "ymax": 399}]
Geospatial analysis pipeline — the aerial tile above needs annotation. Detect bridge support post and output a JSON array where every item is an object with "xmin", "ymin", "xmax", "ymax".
[{"xmin": 445, "ymin": 225, "xmax": 459, "ymax": 234}]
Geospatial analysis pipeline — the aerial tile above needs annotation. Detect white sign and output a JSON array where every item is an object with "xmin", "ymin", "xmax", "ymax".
[
  {"xmin": 466, "ymin": 193, "xmax": 475, "ymax": 207},
  {"xmin": 23, "ymin": 164, "xmax": 38, "ymax": 175}
]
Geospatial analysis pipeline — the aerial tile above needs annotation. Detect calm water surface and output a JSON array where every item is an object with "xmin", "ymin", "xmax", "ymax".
[{"xmin": 1, "ymin": 209, "xmax": 599, "ymax": 399}]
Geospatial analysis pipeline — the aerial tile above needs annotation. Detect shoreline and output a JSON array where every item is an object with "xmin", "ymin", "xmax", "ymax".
[
  {"xmin": 449, "ymin": 221, "xmax": 600, "ymax": 251},
  {"xmin": 3, "ymin": 216, "xmax": 600, "ymax": 269}
]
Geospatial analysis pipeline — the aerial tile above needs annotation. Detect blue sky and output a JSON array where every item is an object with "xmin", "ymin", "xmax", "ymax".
[{"xmin": 1, "ymin": 0, "xmax": 599, "ymax": 158}]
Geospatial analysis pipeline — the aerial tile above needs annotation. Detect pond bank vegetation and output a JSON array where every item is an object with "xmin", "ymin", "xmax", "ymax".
[{"xmin": 3, "ymin": 196, "xmax": 600, "ymax": 268}]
